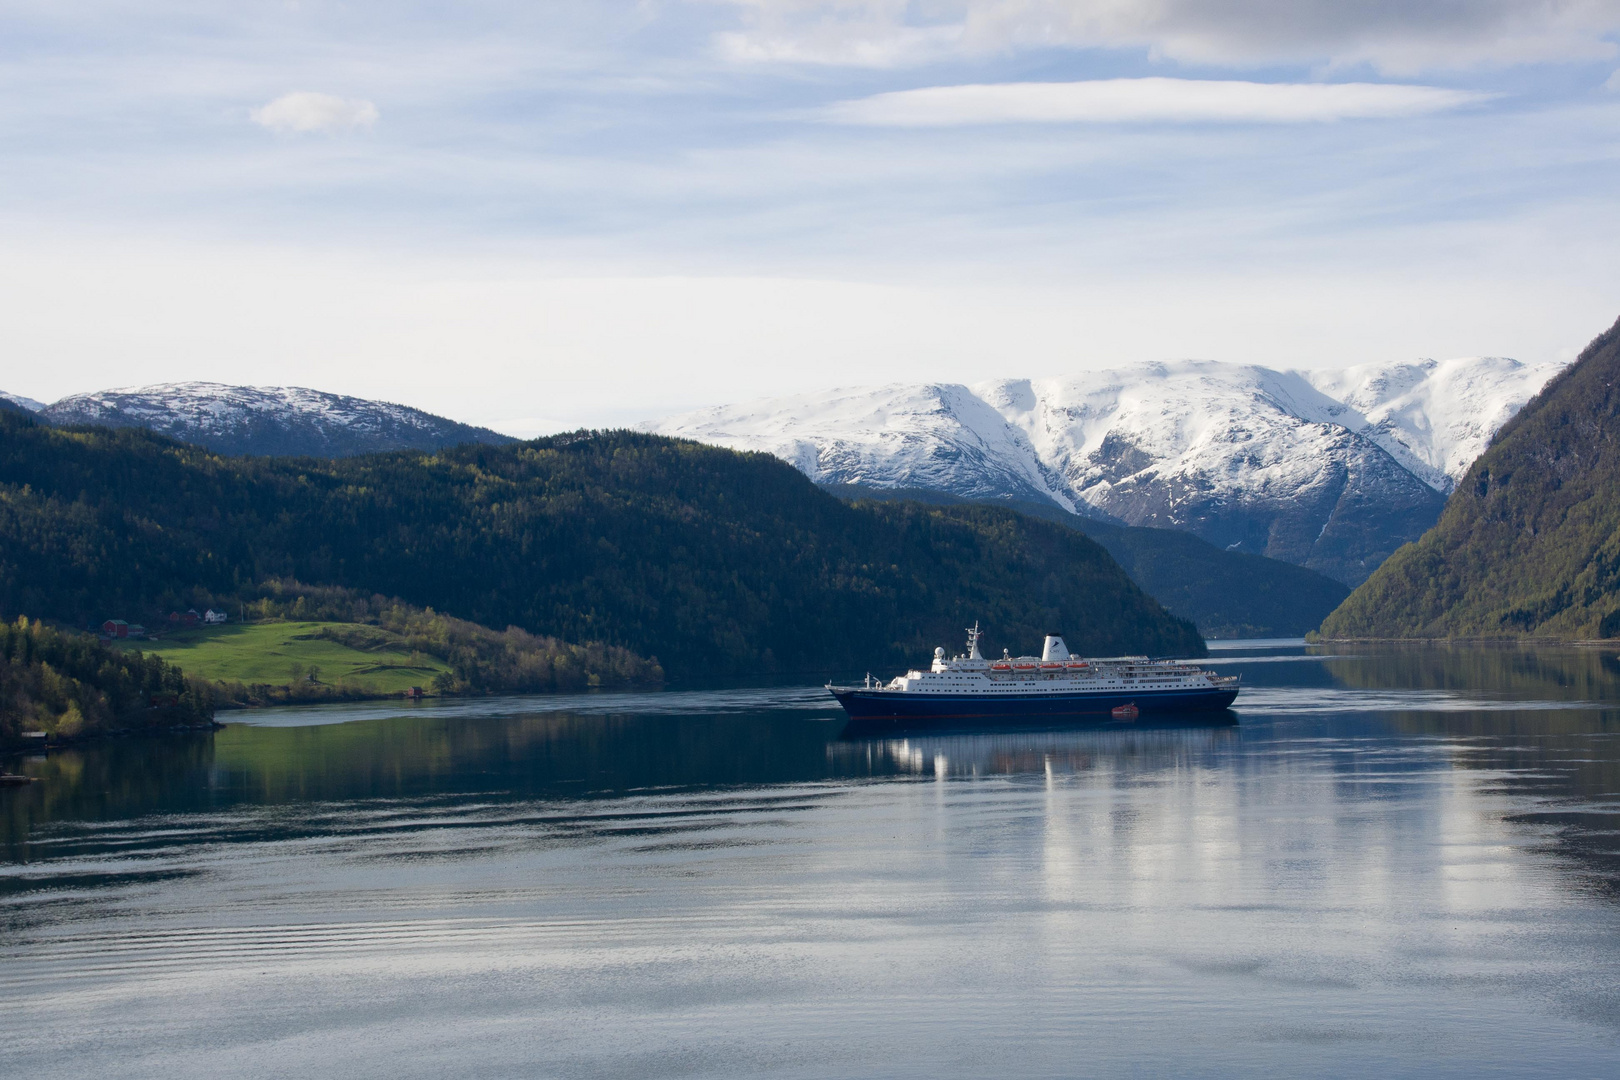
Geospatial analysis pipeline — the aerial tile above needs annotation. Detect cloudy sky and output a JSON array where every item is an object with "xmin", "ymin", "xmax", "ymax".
[{"xmin": 5, "ymin": 1, "xmax": 1620, "ymax": 434}]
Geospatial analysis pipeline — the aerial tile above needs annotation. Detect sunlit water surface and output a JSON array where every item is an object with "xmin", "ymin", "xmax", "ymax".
[{"xmin": 3, "ymin": 642, "xmax": 1620, "ymax": 1078}]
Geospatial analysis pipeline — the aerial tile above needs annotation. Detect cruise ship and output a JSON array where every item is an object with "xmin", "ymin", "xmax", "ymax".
[{"xmin": 828, "ymin": 623, "xmax": 1239, "ymax": 722}]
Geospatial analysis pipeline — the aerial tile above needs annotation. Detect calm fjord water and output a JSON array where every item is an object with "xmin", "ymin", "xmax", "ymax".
[{"xmin": 3, "ymin": 642, "xmax": 1620, "ymax": 1078}]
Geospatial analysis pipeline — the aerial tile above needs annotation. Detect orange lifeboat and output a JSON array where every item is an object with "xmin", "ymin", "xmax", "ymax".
[{"xmin": 1111, "ymin": 703, "xmax": 1139, "ymax": 721}]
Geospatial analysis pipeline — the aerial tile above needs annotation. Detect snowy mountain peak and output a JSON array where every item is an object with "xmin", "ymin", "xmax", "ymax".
[
  {"xmin": 1302, "ymin": 356, "xmax": 1558, "ymax": 492},
  {"xmin": 647, "ymin": 355, "xmax": 1559, "ymax": 585},
  {"xmin": 0, "ymin": 390, "xmax": 45, "ymax": 412},
  {"xmin": 664, "ymin": 381, "xmax": 1081, "ymax": 511},
  {"xmin": 39, "ymin": 382, "xmax": 515, "ymax": 458}
]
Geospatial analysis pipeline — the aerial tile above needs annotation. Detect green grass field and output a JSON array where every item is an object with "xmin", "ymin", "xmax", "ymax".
[{"xmin": 119, "ymin": 621, "xmax": 450, "ymax": 694}]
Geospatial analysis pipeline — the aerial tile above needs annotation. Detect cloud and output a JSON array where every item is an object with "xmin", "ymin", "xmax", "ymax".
[
  {"xmin": 251, "ymin": 92, "xmax": 379, "ymax": 134},
  {"xmin": 714, "ymin": 0, "xmax": 1620, "ymax": 72},
  {"xmin": 823, "ymin": 79, "xmax": 1494, "ymax": 126},
  {"xmin": 717, "ymin": 23, "xmax": 960, "ymax": 67}
]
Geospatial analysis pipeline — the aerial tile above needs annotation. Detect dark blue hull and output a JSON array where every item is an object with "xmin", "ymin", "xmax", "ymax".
[{"xmin": 830, "ymin": 685, "xmax": 1238, "ymax": 721}]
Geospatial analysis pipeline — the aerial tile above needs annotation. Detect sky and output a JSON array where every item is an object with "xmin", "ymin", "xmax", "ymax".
[{"xmin": 4, "ymin": 1, "xmax": 1620, "ymax": 435}]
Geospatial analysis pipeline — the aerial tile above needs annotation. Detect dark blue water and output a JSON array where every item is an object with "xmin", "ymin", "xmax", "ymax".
[{"xmin": 3, "ymin": 641, "xmax": 1619, "ymax": 1078}]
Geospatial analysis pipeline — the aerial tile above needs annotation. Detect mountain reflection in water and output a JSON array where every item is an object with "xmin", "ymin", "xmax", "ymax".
[{"xmin": 3, "ymin": 641, "xmax": 1620, "ymax": 1079}]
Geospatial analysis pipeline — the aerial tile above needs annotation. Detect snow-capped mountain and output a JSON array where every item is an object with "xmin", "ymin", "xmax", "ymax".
[
  {"xmin": 669, "ymin": 382, "xmax": 1077, "ymax": 508},
  {"xmin": 1304, "ymin": 356, "xmax": 1552, "ymax": 493},
  {"xmin": 40, "ymin": 383, "xmax": 515, "ymax": 458},
  {"xmin": 0, "ymin": 391, "xmax": 44, "ymax": 412},
  {"xmin": 646, "ymin": 357, "xmax": 1558, "ymax": 586}
]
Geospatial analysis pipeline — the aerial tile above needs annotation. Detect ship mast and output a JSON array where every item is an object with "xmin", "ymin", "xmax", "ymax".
[{"xmin": 966, "ymin": 621, "xmax": 982, "ymax": 661}]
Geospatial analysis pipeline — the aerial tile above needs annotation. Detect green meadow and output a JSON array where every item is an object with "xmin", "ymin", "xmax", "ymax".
[{"xmin": 120, "ymin": 622, "xmax": 450, "ymax": 695}]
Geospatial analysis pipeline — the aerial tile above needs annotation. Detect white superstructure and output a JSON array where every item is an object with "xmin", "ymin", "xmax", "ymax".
[{"xmin": 858, "ymin": 624, "xmax": 1232, "ymax": 697}]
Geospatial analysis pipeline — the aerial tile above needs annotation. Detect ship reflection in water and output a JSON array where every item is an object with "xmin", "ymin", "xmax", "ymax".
[
  {"xmin": 4, "ymin": 640, "xmax": 1620, "ymax": 1079},
  {"xmin": 834, "ymin": 720, "xmax": 1239, "ymax": 780}
]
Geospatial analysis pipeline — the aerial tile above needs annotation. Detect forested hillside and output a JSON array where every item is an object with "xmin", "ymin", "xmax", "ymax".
[
  {"xmin": 1321, "ymin": 314, "xmax": 1620, "ymax": 639},
  {"xmin": 0, "ymin": 416, "xmax": 1203, "ymax": 679},
  {"xmin": 0, "ymin": 617, "xmax": 214, "ymax": 740},
  {"xmin": 822, "ymin": 484, "xmax": 1349, "ymax": 637}
]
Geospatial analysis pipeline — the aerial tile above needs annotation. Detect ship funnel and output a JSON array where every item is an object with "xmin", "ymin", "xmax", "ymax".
[{"xmin": 1042, "ymin": 635, "xmax": 1070, "ymax": 661}]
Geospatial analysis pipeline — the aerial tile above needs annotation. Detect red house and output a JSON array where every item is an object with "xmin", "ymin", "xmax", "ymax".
[{"xmin": 102, "ymin": 619, "xmax": 129, "ymax": 638}]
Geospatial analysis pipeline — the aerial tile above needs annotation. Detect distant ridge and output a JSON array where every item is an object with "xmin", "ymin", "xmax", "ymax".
[
  {"xmin": 1321, "ymin": 314, "xmax": 1620, "ymax": 639},
  {"xmin": 823, "ymin": 484, "xmax": 1348, "ymax": 638},
  {"xmin": 40, "ymin": 382, "xmax": 515, "ymax": 458}
]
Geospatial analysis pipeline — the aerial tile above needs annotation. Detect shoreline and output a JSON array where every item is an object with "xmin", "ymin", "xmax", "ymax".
[
  {"xmin": 1309, "ymin": 636, "xmax": 1620, "ymax": 646},
  {"xmin": 2, "ymin": 720, "xmax": 226, "ymax": 755}
]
